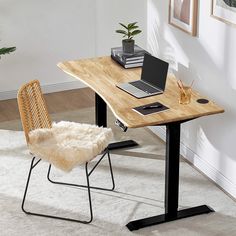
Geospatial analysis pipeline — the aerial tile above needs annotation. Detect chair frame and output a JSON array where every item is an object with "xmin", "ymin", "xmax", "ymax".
[{"xmin": 18, "ymin": 80, "xmax": 115, "ymax": 223}]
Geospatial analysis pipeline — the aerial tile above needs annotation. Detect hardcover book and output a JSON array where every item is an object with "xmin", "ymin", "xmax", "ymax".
[
  {"xmin": 111, "ymin": 45, "xmax": 150, "ymax": 69},
  {"xmin": 111, "ymin": 54, "xmax": 143, "ymax": 69},
  {"xmin": 111, "ymin": 45, "xmax": 149, "ymax": 63}
]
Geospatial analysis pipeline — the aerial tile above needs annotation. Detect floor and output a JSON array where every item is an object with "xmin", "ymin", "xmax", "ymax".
[{"xmin": 0, "ymin": 87, "xmax": 95, "ymax": 122}]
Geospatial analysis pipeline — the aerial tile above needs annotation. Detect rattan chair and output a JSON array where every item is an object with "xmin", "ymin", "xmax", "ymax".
[{"xmin": 17, "ymin": 80, "xmax": 115, "ymax": 223}]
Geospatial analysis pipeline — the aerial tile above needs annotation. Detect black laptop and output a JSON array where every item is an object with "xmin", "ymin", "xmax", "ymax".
[{"xmin": 116, "ymin": 54, "xmax": 169, "ymax": 98}]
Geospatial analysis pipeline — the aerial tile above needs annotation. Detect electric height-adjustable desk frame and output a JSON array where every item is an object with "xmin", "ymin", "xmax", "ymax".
[{"xmin": 58, "ymin": 56, "xmax": 224, "ymax": 231}]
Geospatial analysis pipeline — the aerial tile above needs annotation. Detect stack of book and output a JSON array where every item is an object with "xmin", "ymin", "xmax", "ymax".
[{"xmin": 111, "ymin": 45, "xmax": 150, "ymax": 69}]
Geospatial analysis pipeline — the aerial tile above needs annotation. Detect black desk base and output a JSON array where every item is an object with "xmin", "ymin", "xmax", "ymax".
[
  {"xmin": 126, "ymin": 205, "xmax": 214, "ymax": 231},
  {"xmin": 95, "ymin": 93, "xmax": 214, "ymax": 231},
  {"xmin": 108, "ymin": 140, "xmax": 138, "ymax": 150},
  {"xmin": 126, "ymin": 121, "xmax": 215, "ymax": 231}
]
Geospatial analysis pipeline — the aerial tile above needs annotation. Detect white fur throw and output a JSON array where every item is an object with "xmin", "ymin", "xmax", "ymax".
[{"xmin": 28, "ymin": 121, "xmax": 113, "ymax": 172}]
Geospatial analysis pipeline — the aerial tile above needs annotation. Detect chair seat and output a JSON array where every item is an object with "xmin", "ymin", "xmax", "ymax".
[{"xmin": 28, "ymin": 121, "xmax": 113, "ymax": 172}]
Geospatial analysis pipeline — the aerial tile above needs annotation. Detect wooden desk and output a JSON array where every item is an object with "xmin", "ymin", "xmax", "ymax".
[{"xmin": 58, "ymin": 56, "xmax": 224, "ymax": 231}]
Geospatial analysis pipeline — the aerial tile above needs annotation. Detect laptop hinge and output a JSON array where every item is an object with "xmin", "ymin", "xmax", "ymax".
[{"xmin": 141, "ymin": 80, "xmax": 162, "ymax": 92}]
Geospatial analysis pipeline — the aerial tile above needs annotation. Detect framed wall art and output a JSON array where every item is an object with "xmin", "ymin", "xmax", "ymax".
[
  {"xmin": 169, "ymin": 0, "xmax": 198, "ymax": 36},
  {"xmin": 212, "ymin": 0, "xmax": 236, "ymax": 26}
]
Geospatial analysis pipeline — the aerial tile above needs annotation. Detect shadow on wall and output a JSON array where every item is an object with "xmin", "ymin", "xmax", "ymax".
[
  {"xmin": 147, "ymin": 0, "xmax": 236, "ymax": 191},
  {"xmin": 221, "ymin": 23, "xmax": 236, "ymax": 90},
  {"xmin": 174, "ymin": 49, "xmax": 236, "ymax": 176},
  {"xmin": 148, "ymin": 0, "xmax": 236, "ymax": 95},
  {"xmin": 147, "ymin": 0, "xmax": 177, "ymax": 71},
  {"xmin": 170, "ymin": 42, "xmax": 236, "ymax": 163}
]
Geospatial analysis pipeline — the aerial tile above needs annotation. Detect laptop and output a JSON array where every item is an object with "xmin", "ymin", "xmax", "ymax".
[{"xmin": 116, "ymin": 54, "xmax": 169, "ymax": 98}]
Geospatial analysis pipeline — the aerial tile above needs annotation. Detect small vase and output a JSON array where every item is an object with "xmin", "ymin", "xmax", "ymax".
[{"xmin": 122, "ymin": 39, "xmax": 135, "ymax": 54}]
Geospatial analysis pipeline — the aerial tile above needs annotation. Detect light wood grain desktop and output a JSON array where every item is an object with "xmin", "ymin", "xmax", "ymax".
[
  {"xmin": 58, "ymin": 56, "xmax": 224, "ymax": 231},
  {"xmin": 58, "ymin": 56, "xmax": 224, "ymax": 128}
]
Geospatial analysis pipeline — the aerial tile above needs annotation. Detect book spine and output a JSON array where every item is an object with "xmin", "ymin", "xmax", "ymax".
[
  {"xmin": 125, "ymin": 56, "xmax": 144, "ymax": 61},
  {"xmin": 111, "ymin": 55, "xmax": 143, "ymax": 69},
  {"xmin": 111, "ymin": 48, "xmax": 146, "ymax": 62},
  {"xmin": 124, "ymin": 62, "xmax": 143, "ymax": 68},
  {"xmin": 119, "ymin": 55, "xmax": 144, "ymax": 63},
  {"xmin": 125, "ymin": 59, "xmax": 144, "ymax": 64}
]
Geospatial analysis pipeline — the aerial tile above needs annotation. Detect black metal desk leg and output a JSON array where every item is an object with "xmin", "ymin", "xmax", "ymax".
[
  {"xmin": 95, "ymin": 93, "xmax": 107, "ymax": 127},
  {"xmin": 165, "ymin": 122, "xmax": 180, "ymax": 219},
  {"xmin": 126, "ymin": 122, "xmax": 214, "ymax": 231},
  {"xmin": 95, "ymin": 93, "xmax": 138, "ymax": 150}
]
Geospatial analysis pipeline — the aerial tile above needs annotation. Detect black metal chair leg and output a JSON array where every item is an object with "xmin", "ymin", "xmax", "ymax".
[
  {"xmin": 21, "ymin": 159, "xmax": 93, "ymax": 223},
  {"xmin": 85, "ymin": 162, "xmax": 93, "ymax": 223},
  {"xmin": 107, "ymin": 150, "xmax": 115, "ymax": 191},
  {"xmin": 22, "ymin": 157, "xmax": 37, "ymax": 214},
  {"xmin": 47, "ymin": 149, "xmax": 115, "ymax": 191}
]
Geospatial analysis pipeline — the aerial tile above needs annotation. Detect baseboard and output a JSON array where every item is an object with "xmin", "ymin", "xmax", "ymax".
[
  {"xmin": 0, "ymin": 81, "xmax": 87, "ymax": 100},
  {"xmin": 149, "ymin": 126, "xmax": 236, "ymax": 199}
]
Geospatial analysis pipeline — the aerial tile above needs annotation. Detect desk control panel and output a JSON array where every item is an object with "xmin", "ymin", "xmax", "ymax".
[{"xmin": 115, "ymin": 119, "xmax": 128, "ymax": 132}]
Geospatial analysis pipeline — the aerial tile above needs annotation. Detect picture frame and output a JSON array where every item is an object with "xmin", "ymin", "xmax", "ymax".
[
  {"xmin": 168, "ymin": 0, "xmax": 198, "ymax": 36},
  {"xmin": 211, "ymin": 0, "xmax": 236, "ymax": 26}
]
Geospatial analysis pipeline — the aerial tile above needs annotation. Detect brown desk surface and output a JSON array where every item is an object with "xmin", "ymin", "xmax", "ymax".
[{"xmin": 58, "ymin": 56, "xmax": 224, "ymax": 128}]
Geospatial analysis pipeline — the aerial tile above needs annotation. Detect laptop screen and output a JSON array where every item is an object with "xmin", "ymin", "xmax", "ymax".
[{"xmin": 141, "ymin": 54, "xmax": 169, "ymax": 91}]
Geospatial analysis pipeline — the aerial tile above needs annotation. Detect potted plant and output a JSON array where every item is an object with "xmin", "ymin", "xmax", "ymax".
[
  {"xmin": 115, "ymin": 22, "xmax": 142, "ymax": 54},
  {"xmin": 0, "ymin": 46, "xmax": 16, "ymax": 58}
]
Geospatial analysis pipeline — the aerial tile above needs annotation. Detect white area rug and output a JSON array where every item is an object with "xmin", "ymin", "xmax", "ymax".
[{"xmin": 0, "ymin": 127, "xmax": 236, "ymax": 236}]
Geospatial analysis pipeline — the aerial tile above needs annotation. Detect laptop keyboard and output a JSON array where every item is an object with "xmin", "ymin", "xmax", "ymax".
[{"xmin": 130, "ymin": 81, "xmax": 160, "ymax": 93}]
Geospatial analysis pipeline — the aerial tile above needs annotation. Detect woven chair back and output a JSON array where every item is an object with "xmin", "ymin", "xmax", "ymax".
[{"xmin": 17, "ymin": 80, "xmax": 52, "ymax": 144}]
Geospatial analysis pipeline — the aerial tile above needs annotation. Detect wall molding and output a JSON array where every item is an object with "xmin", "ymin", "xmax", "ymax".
[
  {"xmin": 0, "ymin": 81, "xmax": 87, "ymax": 100},
  {"xmin": 149, "ymin": 126, "xmax": 236, "ymax": 199}
]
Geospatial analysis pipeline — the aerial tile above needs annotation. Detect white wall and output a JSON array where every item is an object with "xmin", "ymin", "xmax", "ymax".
[
  {"xmin": 0, "ymin": 0, "xmax": 146, "ymax": 99},
  {"xmin": 94, "ymin": 0, "xmax": 147, "ymax": 56},
  {"xmin": 147, "ymin": 0, "xmax": 236, "ymax": 198},
  {"xmin": 0, "ymin": 0, "xmax": 96, "ymax": 98}
]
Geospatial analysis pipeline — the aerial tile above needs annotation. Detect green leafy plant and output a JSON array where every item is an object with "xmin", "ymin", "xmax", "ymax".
[
  {"xmin": 116, "ymin": 22, "xmax": 142, "ymax": 41},
  {"xmin": 0, "ymin": 47, "xmax": 16, "ymax": 58}
]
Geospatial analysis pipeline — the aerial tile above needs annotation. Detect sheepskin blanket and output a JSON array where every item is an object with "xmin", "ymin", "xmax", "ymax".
[{"xmin": 28, "ymin": 121, "xmax": 113, "ymax": 172}]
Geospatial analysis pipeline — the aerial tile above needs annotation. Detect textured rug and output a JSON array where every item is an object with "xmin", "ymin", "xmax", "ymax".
[{"xmin": 0, "ymin": 107, "xmax": 236, "ymax": 236}]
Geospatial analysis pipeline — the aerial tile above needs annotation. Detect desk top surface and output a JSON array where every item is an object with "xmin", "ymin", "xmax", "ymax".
[{"xmin": 58, "ymin": 56, "xmax": 224, "ymax": 128}]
